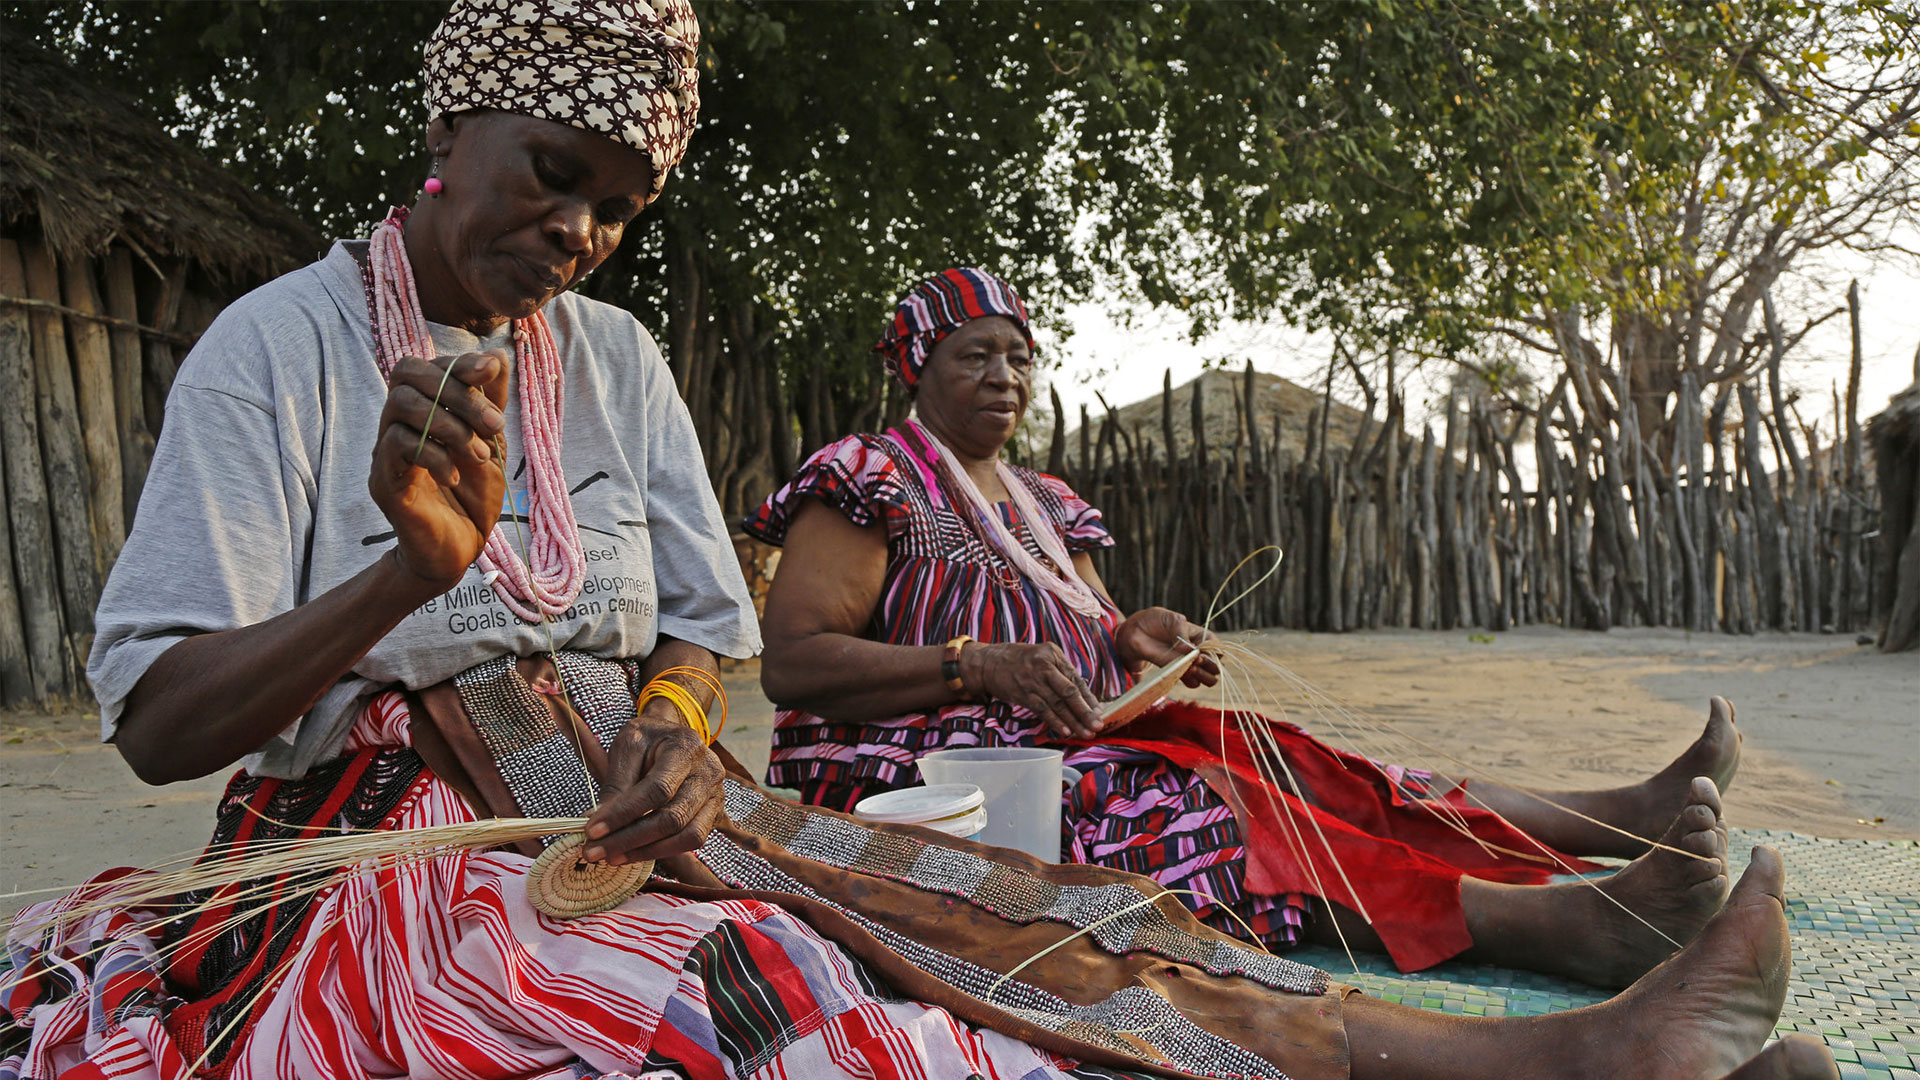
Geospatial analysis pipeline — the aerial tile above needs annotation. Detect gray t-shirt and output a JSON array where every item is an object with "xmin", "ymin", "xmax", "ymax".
[{"xmin": 88, "ymin": 241, "xmax": 761, "ymax": 777}]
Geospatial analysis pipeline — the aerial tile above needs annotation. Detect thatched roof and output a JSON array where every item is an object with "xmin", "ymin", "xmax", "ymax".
[
  {"xmin": 1069, "ymin": 368, "xmax": 1374, "ymax": 464},
  {"xmin": 0, "ymin": 40, "xmax": 319, "ymax": 281}
]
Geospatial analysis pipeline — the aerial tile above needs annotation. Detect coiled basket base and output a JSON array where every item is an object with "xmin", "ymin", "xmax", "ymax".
[{"xmin": 526, "ymin": 831, "xmax": 652, "ymax": 919}]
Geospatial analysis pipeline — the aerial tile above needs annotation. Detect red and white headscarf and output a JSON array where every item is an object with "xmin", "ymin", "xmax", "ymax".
[
  {"xmin": 875, "ymin": 267, "xmax": 1037, "ymax": 393},
  {"xmin": 424, "ymin": 0, "xmax": 702, "ymax": 198}
]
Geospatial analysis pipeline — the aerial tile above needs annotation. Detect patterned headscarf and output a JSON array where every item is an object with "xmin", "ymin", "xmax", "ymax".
[
  {"xmin": 875, "ymin": 268, "xmax": 1037, "ymax": 393},
  {"xmin": 425, "ymin": 0, "xmax": 702, "ymax": 198}
]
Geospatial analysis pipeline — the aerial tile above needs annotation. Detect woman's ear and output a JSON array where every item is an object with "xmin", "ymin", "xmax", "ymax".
[{"xmin": 426, "ymin": 113, "xmax": 454, "ymax": 151}]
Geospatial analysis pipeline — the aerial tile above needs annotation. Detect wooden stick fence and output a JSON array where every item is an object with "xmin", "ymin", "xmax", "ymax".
[
  {"xmin": 1058, "ymin": 361, "xmax": 1884, "ymax": 637},
  {"xmin": 0, "ymin": 236, "xmax": 215, "ymax": 707}
]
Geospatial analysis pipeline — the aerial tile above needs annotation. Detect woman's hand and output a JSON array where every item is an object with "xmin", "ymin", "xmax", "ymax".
[
  {"xmin": 369, "ymin": 350, "xmax": 511, "ymax": 594},
  {"xmin": 1114, "ymin": 608, "xmax": 1220, "ymax": 688},
  {"xmin": 583, "ymin": 707, "xmax": 726, "ymax": 865},
  {"xmin": 959, "ymin": 642, "xmax": 1104, "ymax": 739}
]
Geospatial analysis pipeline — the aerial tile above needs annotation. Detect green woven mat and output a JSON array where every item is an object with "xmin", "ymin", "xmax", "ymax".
[{"xmin": 1289, "ymin": 828, "xmax": 1920, "ymax": 1078}]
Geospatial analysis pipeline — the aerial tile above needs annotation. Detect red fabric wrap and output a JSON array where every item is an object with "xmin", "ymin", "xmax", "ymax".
[{"xmin": 1067, "ymin": 700, "xmax": 1599, "ymax": 972}]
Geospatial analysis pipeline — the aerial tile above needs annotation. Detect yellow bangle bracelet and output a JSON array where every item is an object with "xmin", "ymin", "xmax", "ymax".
[
  {"xmin": 656, "ymin": 665, "xmax": 724, "ymax": 704},
  {"xmin": 640, "ymin": 679, "xmax": 712, "ymax": 745},
  {"xmin": 641, "ymin": 684, "xmax": 705, "ymax": 743},
  {"xmin": 653, "ymin": 665, "xmax": 728, "ymax": 742}
]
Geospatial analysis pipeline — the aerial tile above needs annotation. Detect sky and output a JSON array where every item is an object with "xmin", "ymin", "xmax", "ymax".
[{"xmin": 1038, "ymin": 241, "xmax": 1920, "ymax": 444}]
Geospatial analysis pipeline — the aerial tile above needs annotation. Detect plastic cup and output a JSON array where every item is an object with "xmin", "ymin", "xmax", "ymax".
[{"xmin": 917, "ymin": 747, "xmax": 1064, "ymax": 862}]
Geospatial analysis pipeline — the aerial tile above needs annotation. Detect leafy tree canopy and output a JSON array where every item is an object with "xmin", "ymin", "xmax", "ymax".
[{"xmin": 8, "ymin": 0, "xmax": 1906, "ymax": 382}]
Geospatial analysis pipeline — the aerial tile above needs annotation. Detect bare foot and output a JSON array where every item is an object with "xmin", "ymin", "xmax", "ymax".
[
  {"xmin": 1610, "ymin": 698, "xmax": 1742, "ymax": 856},
  {"xmin": 1459, "ymin": 698, "xmax": 1742, "ymax": 859},
  {"xmin": 1457, "ymin": 777, "xmax": 1730, "ymax": 988},
  {"xmin": 1574, "ymin": 776, "xmax": 1731, "ymax": 988},
  {"xmin": 1717, "ymin": 1035, "xmax": 1840, "ymax": 1080},
  {"xmin": 1577, "ymin": 846, "xmax": 1793, "ymax": 1078},
  {"xmin": 1344, "ymin": 846, "xmax": 1803, "ymax": 1080}
]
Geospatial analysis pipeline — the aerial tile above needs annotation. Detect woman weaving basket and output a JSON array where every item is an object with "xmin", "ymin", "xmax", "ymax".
[
  {"xmin": 751, "ymin": 268, "xmax": 1754, "ymax": 985},
  {"xmin": 3, "ymin": 5, "xmax": 1831, "ymax": 1079}
]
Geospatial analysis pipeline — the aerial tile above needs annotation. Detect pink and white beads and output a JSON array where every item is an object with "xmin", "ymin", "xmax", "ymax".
[{"xmin": 366, "ymin": 208, "xmax": 585, "ymax": 623}]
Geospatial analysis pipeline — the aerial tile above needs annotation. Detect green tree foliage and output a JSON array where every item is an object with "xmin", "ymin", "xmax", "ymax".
[
  {"xmin": 8, "ymin": 0, "xmax": 1911, "ymax": 508},
  {"xmin": 1061, "ymin": 2, "xmax": 1913, "ymax": 344}
]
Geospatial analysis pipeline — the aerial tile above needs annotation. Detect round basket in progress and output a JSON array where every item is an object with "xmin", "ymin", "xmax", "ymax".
[
  {"xmin": 1098, "ymin": 647, "xmax": 1205, "ymax": 732},
  {"xmin": 526, "ymin": 832, "xmax": 652, "ymax": 919}
]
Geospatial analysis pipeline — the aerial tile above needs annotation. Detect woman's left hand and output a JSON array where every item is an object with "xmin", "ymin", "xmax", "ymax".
[
  {"xmin": 1113, "ymin": 608, "xmax": 1221, "ymax": 688},
  {"xmin": 582, "ymin": 709, "xmax": 726, "ymax": 866}
]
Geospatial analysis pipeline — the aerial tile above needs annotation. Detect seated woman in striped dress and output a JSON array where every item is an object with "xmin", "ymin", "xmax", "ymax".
[
  {"xmin": 750, "ymin": 268, "xmax": 1746, "ymax": 987},
  {"xmin": 4, "ymin": 6, "xmax": 1827, "ymax": 1079}
]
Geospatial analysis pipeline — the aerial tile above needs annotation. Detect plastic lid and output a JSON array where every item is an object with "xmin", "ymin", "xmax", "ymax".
[
  {"xmin": 923, "ymin": 804, "xmax": 989, "ymax": 837},
  {"xmin": 853, "ymin": 783, "xmax": 986, "ymax": 824}
]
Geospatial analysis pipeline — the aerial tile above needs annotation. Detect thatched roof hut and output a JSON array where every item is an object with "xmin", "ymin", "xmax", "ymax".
[
  {"xmin": 1067, "ymin": 368, "xmax": 1372, "ymax": 464},
  {"xmin": 2, "ymin": 40, "xmax": 318, "ymax": 282},
  {"xmin": 0, "ymin": 40, "xmax": 318, "ymax": 706}
]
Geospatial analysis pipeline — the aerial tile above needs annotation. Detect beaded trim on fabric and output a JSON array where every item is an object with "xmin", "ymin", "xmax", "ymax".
[
  {"xmin": 723, "ymin": 781, "xmax": 1331, "ymax": 998},
  {"xmin": 441, "ymin": 660, "xmax": 1317, "ymax": 1078},
  {"xmin": 453, "ymin": 652, "xmax": 638, "ymax": 838},
  {"xmin": 693, "ymin": 827, "xmax": 1293, "ymax": 1080},
  {"xmin": 554, "ymin": 650, "xmax": 639, "ymax": 748}
]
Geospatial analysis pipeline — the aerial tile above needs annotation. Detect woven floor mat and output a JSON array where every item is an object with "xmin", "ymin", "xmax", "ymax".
[{"xmin": 1288, "ymin": 828, "xmax": 1920, "ymax": 1078}]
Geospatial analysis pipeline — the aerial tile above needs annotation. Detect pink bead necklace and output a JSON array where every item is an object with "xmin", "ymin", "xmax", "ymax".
[{"xmin": 364, "ymin": 207, "xmax": 586, "ymax": 623}]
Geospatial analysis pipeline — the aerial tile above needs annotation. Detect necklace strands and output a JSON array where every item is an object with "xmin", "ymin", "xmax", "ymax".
[
  {"xmin": 916, "ymin": 433, "xmax": 1077, "ymax": 596},
  {"xmin": 364, "ymin": 207, "xmax": 585, "ymax": 622},
  {"xmin": 903, "ymin": 419, "xmax": 1104, "ymax": 616}
]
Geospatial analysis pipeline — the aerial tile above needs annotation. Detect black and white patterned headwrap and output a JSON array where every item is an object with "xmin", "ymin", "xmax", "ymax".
[{"xmin": 425, "ymin": 0, "xmax": 702, "ymax": 197}]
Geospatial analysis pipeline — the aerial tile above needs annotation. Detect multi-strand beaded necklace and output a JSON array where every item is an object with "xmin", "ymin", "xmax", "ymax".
[{"xmin": 362, "ymin": 207, "xmax": 585, "ymax": 622}]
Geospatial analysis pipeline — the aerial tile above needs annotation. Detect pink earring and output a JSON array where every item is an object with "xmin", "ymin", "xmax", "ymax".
[{"xmin": 424, "ymin": 159, "xmax": 444, "ymax": 197}]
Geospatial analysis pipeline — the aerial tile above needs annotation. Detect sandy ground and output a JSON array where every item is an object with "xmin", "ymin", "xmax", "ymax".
[{"xmin": 4, "ymin": 628, "xmax": 1914, "ymax": 916}]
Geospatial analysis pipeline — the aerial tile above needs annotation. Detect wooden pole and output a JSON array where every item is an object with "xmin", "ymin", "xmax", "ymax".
[
  {"xmin": 1416, "ymin": 425, "xmax": 1438, "ymax": 629},
  {"xmin": 1737, "ymin": 381, "xmax": 1783, "ymax": 628},
  {"xmin": 1845, "ymin": 282, "xmax": 1870, "ymax": 629},
  {"xmin": 0, "ymin": 430, "xmax": 32, "ymax": 704},
  {"xmin": 61, "ymin": 256, "xmax": 127, "ymax": 570},
  {"xmin": 0, "ymin": 239, "xmax": 69, "ymax": 699},
  {"xmin": 103, "ymin": 249, "xmax": 154, "ymax": 526},
  {"xmin": 1438, "ymin": 390, "xmax": 1466, "ymax": 628},
  {"xmin": 1047, "ymin": 384, "xmax": 1067, "ymax": 481},
  {"xmin": 140, "ymin": 261, "xmax": 187, "ymax": 437},
  {"xmin": 19, "ymin": 237, "xmax": 100, "ymax": 668},
  {"xmin": 19, "ymin": 239, "xmax": 100, "ymax": 680},
  {"xmin": 0, "ymin": 240, "xmax": 65, "ymax": 703},
  {"xmin": 1762, "ymin": 293, "xmax": 1808, "ymax": 630}
]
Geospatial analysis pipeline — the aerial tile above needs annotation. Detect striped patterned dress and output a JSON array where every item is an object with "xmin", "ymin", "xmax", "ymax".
[
  {"xmin": 745, "ymin": 432, "xmax": 1317, "ymax": 947},
  {"xmin": 2, "ymin": 695, "xmax": 1186, "ymax": 1080}
]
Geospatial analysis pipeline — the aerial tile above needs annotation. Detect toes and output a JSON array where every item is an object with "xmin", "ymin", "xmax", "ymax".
[
  {"xmin": 1680, "ymin": 816, "xmax": 1724, "ymax": 855},
  {"xmin": 1710, "ymin": 696, "xmax": 1736, "ymax": 730},
  {"xmin": 1732, "ymin": 845, "xmax": 1785, "ymax": 906},
  {"xmin": 1715, "ymin": 1034, "xmax": 1839, "ymax": 1080},
  {"xmin": 1666, "ymin": 777, "xmax": 1724, "ymax": 848},
  {"xmin": 1691, "ymin": 775, "xmax": 1724, "ymax": 817},
  {"xmin": 1771, "ymin": 1034, "xmax": 1841, "ymax": 1080},
  {"xmin": 1710, "ymin": 697, "xmax": 1744, "ymax": 781},
  {"xmin": 1679, "ymin": 802, "xmax": 1721, "ymax": 837}
]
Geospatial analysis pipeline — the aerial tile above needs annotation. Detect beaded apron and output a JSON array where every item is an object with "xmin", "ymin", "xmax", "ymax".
[
  {"xmin": 446, "ymin": 650, "xmax": 1335, "ymax": 1080},
  {"xmin": 451, "ymin": 651, "xmax": 641, "ymax": 833}
]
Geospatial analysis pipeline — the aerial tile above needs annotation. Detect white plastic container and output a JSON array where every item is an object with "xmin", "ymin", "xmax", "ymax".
[
  {"xmin": 853, "ymin": 783, "xmax": 988, "ymax": 840},
  {"xmin": 917, "ymin": 747, "xmax": 1064, "ymax": 862}
]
